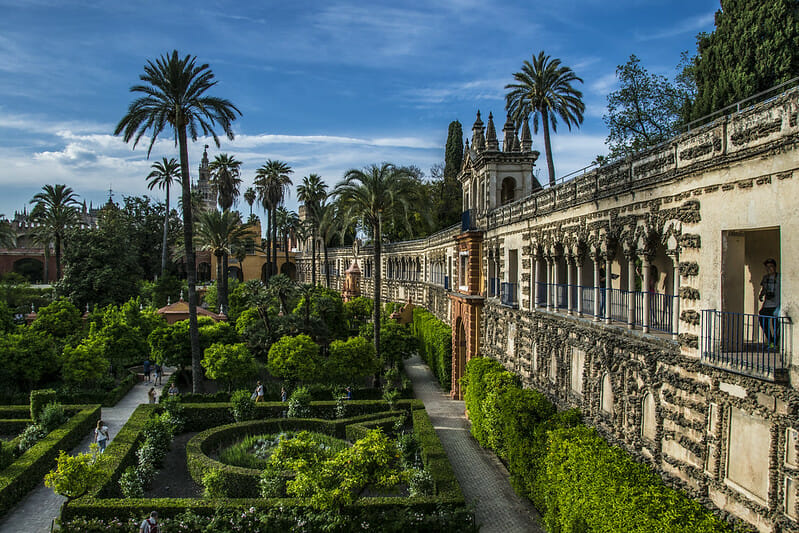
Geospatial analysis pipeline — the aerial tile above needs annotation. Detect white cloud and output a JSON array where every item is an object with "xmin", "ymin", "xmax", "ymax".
[{"xmin": 635, "ymin": 12, "xmax": 715, "ymax": 41}]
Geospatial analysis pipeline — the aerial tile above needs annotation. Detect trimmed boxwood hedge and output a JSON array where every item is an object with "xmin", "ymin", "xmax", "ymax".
[
  {"xmin": 0, "ymin": 404, "xmax": 100, "ymax": 517},
  {"xmin": 64, "ymin": 399, "xmax": 468, "ymax": 527},
  {"xmin": 463, "ymin": 357, "xmax": 731, "ymax": 532},
  {"xmin": 412, "ymin": 308, "xmax": 452, "ymax": 390}
]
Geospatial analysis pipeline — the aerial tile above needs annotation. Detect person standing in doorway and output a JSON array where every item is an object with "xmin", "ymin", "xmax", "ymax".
[{"xmin": 758, "ymin": 258, "xmax": 781, "ymax": 349}]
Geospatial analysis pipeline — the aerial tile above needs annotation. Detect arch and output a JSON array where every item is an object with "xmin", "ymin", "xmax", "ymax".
[
  {"xmin": 261, "ymin": 262, "xmax": 270, "ymax": 283},
  {"xmin": 601, "ymin": 373, "xmax": 614, "ymax": 414},
  {"xmin": 548, "ymin": 352, "xmax": 557, "ymax": 383},
  {"xmin": 641, "ymin": 391, "xmax": 657, "ymax": 441},
  {"xmin": 227, "ymin": 266, "xmax": 243, "ymax": 282},
  {"xmin": 453, "ymin": 318, "xmax": 467, "ymax": 398},
  {"xmin": 570, "ymin": 348, "xmax": 585, "ymax": 395},
  {"xmin": 13, "ymin": 258, "xmax": 43, "ymax": 283},
  {"xmin": 501, "ymin": 177, "xmax": 516, "ymax": 205},
  {"xmin": 280, "ymin": 261, "xmax": 297, "ymax": 280},
  {"xmin": 197, "ymin": 262, "xmax": 212, "ymax": 283}
]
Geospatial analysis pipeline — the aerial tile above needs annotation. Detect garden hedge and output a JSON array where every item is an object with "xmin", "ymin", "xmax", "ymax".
[
  {"xmin": 462, "ymin": 357, "xmax": 731, "ymax": 532},
  {"xmin": 411, "ymin": 308, "xmax": 452, "ymax": 390},
  {"xmin": 0, "ymin": 404, "xmax": 100, "ymax": 517}
]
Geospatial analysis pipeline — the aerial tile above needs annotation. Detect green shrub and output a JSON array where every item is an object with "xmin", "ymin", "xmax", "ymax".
[
  {"xmin": 0, "ymin": 441, "xmax": 17, "ymax": 471},
  {"xmin": 412, "ymin": 308, "xmax": 452, "ymax": 390},
  {"xmin": 17, "ymin": 424, "xmax": 47, "ymax": 453},
  {"xmin": 267, "ymin": 334, "xmax": 322, "ymax": 383},
  {"xmin": 408, "ymin": 467, "xmax": 434, "ymax": 497},
  {"xmin": 38, "ymin": 402, "xmax": 68, "ymax": 433},
  {"xmin": 30, "ymin": 389, "xmax": 57, "ymax": 421},
  {"xmin": 259, "ymin": 465, "xmax": 286, "ymax": 497},
  {"xmin": 287, "ymin": 387, "xmax": 312, "ymax": 418},
  {"xmin": 118, "ymin": 465, "xmax": 145, "ymax": 498},
  {"xmin": 230, "ymin": 389, "xmax": 256, "ymax": 422},
  {"xmin": 202, "ymin": 467, "xmax": 227, "ymax": 498}
]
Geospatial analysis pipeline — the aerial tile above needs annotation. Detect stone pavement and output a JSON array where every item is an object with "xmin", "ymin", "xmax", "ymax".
[
  {"xmin": 0, "ymin": 373, "xmax": 170, "ymax": 533},
  {"xmin": 403, "ymin": 354, "xmax": 545, "ymax": 533}
]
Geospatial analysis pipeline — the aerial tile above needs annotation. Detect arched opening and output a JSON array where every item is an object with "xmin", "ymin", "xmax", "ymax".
[
  {"xmin": 570, "ymin": 348, "xmax": 585, "ymax": 395},
  {"xmin": 454, "ymin": 318, "xmax": 467, "ymax": 398},
  {"xmin": 197, "ymin": 262, "xmax": 211, "ymax": 283},
  {"xmin": 500, "ymin": 177, "xmax": 516, "ymax": 205},
  {"xmin": 601, "ymin": 373, "xmax": 614, "ymax": 414},
  {"xmin": 13, "ymin": 258, "xmax": 43, "ymax": 283},
  {"xmin": 548, "ymin": 353, "xmax": 557, "ymax": 383},
  {"xmin": 227, "ymin": 266, "xmax": 243, "ymax": 282},
  {"xmin": 281, "ymin": 261, "xmax": 297, "ymax": 280},
  {"xmin": 641, "ymin": 391, "xmax": 657, "ymax": 441},
  {"xmin": 261, "ymin": 263, "xmax": 270, "ymax": 283}
]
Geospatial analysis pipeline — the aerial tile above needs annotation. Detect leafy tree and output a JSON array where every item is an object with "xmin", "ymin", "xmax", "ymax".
[
  {"xmin": 146, "ymin": 157, "xmax": 181, "ymax": 276},
  {"xmin": 195, "ymin": 209, "xmax": 250, "ymax": 314},
  {"xmin": 61, "ymin": 326, "xmax": 110, "ymax": 385},
  {"xmin": 0, "ymin": 328, "xmax": 60, "ymax": 391},
  {"xmin": 0, "ymin": 300, "xmax": 13, "ymax": 333},
  {"xmin": 326, "ymin": 336, "xmax": 378, "ymax": 385},
  {"xmin": 505, "ymin": 51, "xmax": 585, "ymax": 187},
  {"xmin": 267, "ymin": 334, "xmax": 322, "ymax": 384},
  {"xmin": 141, "ymin": 274, "xmax": 186, "ymax": 308},
  {"xmin": 292, "ymin": 285, "xmax": 347, "ymax": 343},
  {"xmin": 31, "ymin": 298, "xmax": 82, "ymax": 340},
  {"xmin": 604, "ymin": 55, "xmax": 685, "ymax": 158},
  {"xmin": 334, "ymin": 164, "xmax": 418, "ymax": 363},
  {"xmin": 147, "ymin": 316, "xmax": 230, "ymax": 368},
  {"xmin": 0, "ymin": 215, "xmax": 16, "ymax": 249},
  {"xmin": 343, "ymin": 296, "xmax": 372, "ymax": 332},
  {"xmin": 255, "ymin": 160, "xmax": 293, "ymax": 280},
  {"xmin": 432, "ymin": 120, "xmax": 465, "ymax": 229},
  {"xmin": 202, "ymin": 342, "xmax": 257, "ymax": 391},
  {"xmin": 29, "ymin": 184, "xmax": 80, "ymax": 279},
  {"xmin": 378, "ymin": 320, "xmax": 418, "ymax": 368},
  {"xmin": 45, "ymin": 448, "xmax": 105, "ymax": 501},
  {"xmin": 689, "ymin": 0, "xmax": 799, "ymax": 121},
  {"xmin": 115, "ymin": 49, "xmax": 241, "ymax": 393},
  {"xmin": 296, "ymin": 174, "xmax": 328, "ymax": 285}
]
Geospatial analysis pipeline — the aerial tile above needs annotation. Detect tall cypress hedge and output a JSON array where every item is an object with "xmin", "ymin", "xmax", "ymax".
[
  {"xmin": 463, "ymin": 357, "xmax": 731, "ymax": 533},
  {"xmin": 411, "ymin": 308, "xmax": 451, "ymax": 390}
]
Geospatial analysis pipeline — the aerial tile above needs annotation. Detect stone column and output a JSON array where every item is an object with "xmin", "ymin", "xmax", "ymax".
[
  {"xmin": 669, "ymin": 251, "xmax": 680, "ymax": 340},
  {"xmin": 604, "ymin": 256, "xmax": 612, "ymax": 324},
  {"xmin": 642, "ymin": 255, "xmax": 651, "ymax": 334},
  {"xmin": 553, "ymin": 256, "xmax": 560, "ymax": 311},
  {"xmin": 533, "ymin": 255, "xmax": 540, "ymax": 309},
  {"xmin": 567, "ymin": 256, "xmax": 574, "ymax": 315},
  {"xmin": 546, "ymin": 257, "xmax": 553, "ymax": 311},
  {"xmin": 593, "ymin": 256, "xmax": 601, "ymax": 321},
  {"xmin": 627, "ymin": 253, "xmax": 636, "ymax": 329},
  {"xmin": 576, "ymin": 258, "xmax": 584, "ymax": 317}
]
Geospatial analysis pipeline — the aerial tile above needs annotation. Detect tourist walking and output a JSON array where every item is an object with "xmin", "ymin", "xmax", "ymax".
[
  {"xmin": 93, "ymin": 419, "xmax": 110, "ymax": 453},
  {"xmin": 153, "ymin": 363, "xmax": 162, "ymax": 385},
  {"xmin": 280, "ymin": 387, "xmax": 287, "ymax": 402},
  {"xmin": 143, "ymin": 359, "xmax": 151, "ymax": 384},
  {"xmin": 139, "ymin": 511, "xmax": 159, "ymax": 533},
  {"xmin": 148, "ymin": 387, "xmax": 157, "ymax": 404},
  {"xmin": 758, "ymin": 258, "xmax": 781, "ymax": 348},
  {"xmin": 255, "ymin": 381, "xmax": 264, "ymax": 403}
]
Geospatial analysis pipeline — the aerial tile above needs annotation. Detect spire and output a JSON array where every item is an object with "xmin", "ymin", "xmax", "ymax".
[
  {"xmin": 485, "ymin": 112, "xmax": 499, "ymax": 150},
  {"xmin": 200, "ymin": 144, "xmax": 209, "ymax": 170},
  {"xmin": 502, "ymin": 113, "xmax": 515, "ymax": 152},
  {"xmin": 520, "ymin": 116, "xmax": 532, "ymax": 152},
  {"xmin": 471, "ymin": 110, "xmax": 485, "ymax": 152},
  {"xmin": 513, "ymin": 129, "xmax": 521, "ymax": 152}
]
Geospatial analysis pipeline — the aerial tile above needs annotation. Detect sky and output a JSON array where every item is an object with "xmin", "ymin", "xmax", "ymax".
[{"xmin": 0, "ymin": 0, "xmax": 719, "ymax": 224}]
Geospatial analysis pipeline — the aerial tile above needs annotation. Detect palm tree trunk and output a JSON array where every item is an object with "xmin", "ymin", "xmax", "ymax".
[
  {"xmin": 221, "ymin": 253, "xmax": 229, "ymax": 314},
  {"xmin": 271, "ymin": 207, "xmax": 279, "ymax": 278},
  {"xmin": 373, "ymin": 217, "xmax": 382, "ymax": 363},
  {"xmin": 42, "ymin": 245, "xmax": 50, "ymax": 284},
  {"xmin": 311, "ymin": 230, "xmax": 317, "ymax": 286},
  {"xmin": 265, "ymin": 209, "xmax": 272, "ymax": 280},
  {"xmin": 178, "ymin": 125, "xmax": 202, "ymax": 394},
  {"xmin": 283, "ymin": 232, "xmax": 290, "ymax": 277},
  {"xmin": 160, "ymin": 184, "xmax": 170, "ymax": 277},
  {"xmin": 215, "ymin": 251, "xmax": 223, "ymax": 307},
  {"xmin": 542, "ymin": 108, "xmax": 556, "ymax": 187}
]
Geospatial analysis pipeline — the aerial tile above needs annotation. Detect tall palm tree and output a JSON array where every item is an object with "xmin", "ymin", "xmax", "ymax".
[
  {"xmin": 146, "ymin": 157, "xmax": 181, "ymax": 277},
  {"xmin": 195, "ymin": 209, "xmax": 250, "ymax": 314},
  {"xmin": 243, "ymin": 187, "xmax": 256, "ymax": 218},
  {"xmin": 275, "ymin": 206, "xmax": 300, "ymax": 277},
  {"xmin": 334, "ymin": 163, "xmax": 417, "ymax": 362},
  {"xmin": 209, "ymin": 153, "xmax": 243, "ymax": 211},
  {"xmin": 317, "ymin": 200, "xmax": 349, "ymax": 288},
  {"xmin": 505, "ymin": 51, "xmax": 585, "ymax": 187},
  {"xmin": 115, "ymin": 49, "xmax": 241, "ymax": 393},
  {"xmin": 29, "ymin": 184, "xmax": 80, "ymax": 279},
  {"xmin": 254, "ymin": 160, "xmax": 293, "ymax": 280},
  {"xmin": 297, "ymin": 174, "xmax": 327, "ymax": 285}
]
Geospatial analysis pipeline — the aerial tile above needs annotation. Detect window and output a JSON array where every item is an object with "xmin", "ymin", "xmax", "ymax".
[
  {"xmin": 501, "ymin": 177, "xmax": 516, "ymax": 205},
  {"xmin": 459, "ymin": 252, "xmax": 469, "ymax": 291}
]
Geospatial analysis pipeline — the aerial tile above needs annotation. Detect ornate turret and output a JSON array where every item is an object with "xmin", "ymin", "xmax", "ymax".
[
  {"xmin": 502, "ymin": 113, "xmax": 515, "ymax": 152},
  {"xmin": 520, "ymin": 116, "xmax": 532, "ymax": 152},
  {"xmin": 195, "ymin": 145, "xmax": 217, "ymax": 212},
  {"xmin": 485, "ymin": 112, "xmax": 499, "ymax": 151},
  {"xmin": 513, "ymin": 130, "xmax": 521, "ymax": 152},
  {"xmin": 471, "ymin": 111, "xmax": 485, "ymax": 152}
]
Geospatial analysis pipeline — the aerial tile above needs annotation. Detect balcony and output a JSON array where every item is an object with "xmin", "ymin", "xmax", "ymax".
[
  {"xmin": 701, "ymin": 309, "xmax": 791, "ymax": 381},
  {"xmin": 501, "ymin": 282, "xmax": 518, "ymax": 308}
]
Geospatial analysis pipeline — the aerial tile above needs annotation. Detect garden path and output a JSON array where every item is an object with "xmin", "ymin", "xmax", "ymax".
[
  {"xmin": 403, "ymin": 354, "xmax": 545, "ymax": 533},
  {"xmin": 0, "ymin": 373, "xmax": 170, "ymax": 533}
]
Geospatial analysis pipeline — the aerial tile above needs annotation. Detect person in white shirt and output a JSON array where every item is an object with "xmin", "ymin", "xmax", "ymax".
[
  {"xmin": 139, "ymin": 511, "xmax": 159, "ymax": 533},
  {"xmin": 93, "ymin": 420, "xmax": 110, "ymax": 453}
]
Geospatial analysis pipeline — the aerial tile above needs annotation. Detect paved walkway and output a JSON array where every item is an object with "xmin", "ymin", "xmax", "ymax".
[
  {"xmin": 0, "ymin": 375, "xmax": 169, "ymax": 533},
  {"xmin": 403, "ymin": 355, "xmax": 544, "ymax": 533}
]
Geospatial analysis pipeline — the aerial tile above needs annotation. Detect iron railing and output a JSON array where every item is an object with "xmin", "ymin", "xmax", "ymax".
[
  {"xmin": 536, "ymin": 281, "xmax": 547, "ymax": 307},
  {"xmin": 501, "ymin": 282, "xmax": 518, "ymax": 308},
  {"xmin": 444, "ymin": 276, "xmax": 450, "ymax": 291},
  {"xmin": 580, "ymin": 285, "xmax": 596, "ymax": 316},
  {"xmin": 701, "ymin": 309, "xmax": 791, "ymax": 380}
]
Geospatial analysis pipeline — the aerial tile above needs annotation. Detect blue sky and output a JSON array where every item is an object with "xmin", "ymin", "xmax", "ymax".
[{"xmin": 0, "ymin": 0, "xmax": 718, "ymax": 221}]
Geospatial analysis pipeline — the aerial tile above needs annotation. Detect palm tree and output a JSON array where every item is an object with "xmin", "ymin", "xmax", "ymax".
[
  {"xmin": 115, "ymin": 50, "xmax": 241, "ymax": 393},
  {"xmin": 209, "ymin": 153, "xmax": 243, "ymax": 211},
  {"xmin": 0, "ymin": 216, "xmax": 15, "ymax": 249},
  {"xmin": 146, "ymin": 157, "xmax": 181, "ymax": 277},
  {"xmin": 29, "ymin": 222, "xmax": 54, "ymax": 283},
  {"xmin": 254, "ymin": 160, "xmax": 293, "ymax": 280},
  {"xmin": 317, "ymin": 200, "xmax": 348, "ymax": 288},
  {"xmin": 297, "ymin": 174, "xmax": 327, "ymax": 285},
  {"xmin": 505, "ymin": 51, "xmax": 585, "ymax": 187},
  {"xmin": 29, "ymin": 184, "xmax": 80, "ymax": 279},
  {"xmin": 195, "ymin": 209, "xmax": 250, "ymax": 314},
  {"xmin": 334, "ymin": 163, "xmax": 417, "ymax": 362},
  {"xmin": 244, "ymin": 187, "xmax": 256, "ymax": 217},
  {"xmin": 275, "ymin": 207, "xmax": 300, "ymax": 277}
]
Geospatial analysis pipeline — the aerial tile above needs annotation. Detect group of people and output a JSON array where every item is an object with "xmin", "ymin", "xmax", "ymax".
[{"xmin": 251, "ymin": 382, "xmax": 353, "ymax": 402}]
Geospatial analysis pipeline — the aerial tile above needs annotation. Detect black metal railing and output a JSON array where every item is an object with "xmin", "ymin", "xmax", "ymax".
[
  {"xmin": 536, "ymin": 281, "xmax": 546, "ymax": 306},
  {"xmin": 580, "ymin": 285, "xmax": 596, "ymax": 316},
  {"xmin": 444, "ymin": 276, "xmax": 450, "ymax": 291},
  {"xmin": 701, "ymin": 309, "xmax": 791, "ymax": 380},
  {"xmin": 501, "ymin": 282, "xmax": 518, "ymax": 308},
  {"xmin": 648, "ymin": 292, "xmax": 677, "ymax": 333},
  {"xmin": 607, "ymin": 288, "xmax": 629, "ymax": 323}
]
